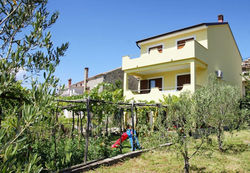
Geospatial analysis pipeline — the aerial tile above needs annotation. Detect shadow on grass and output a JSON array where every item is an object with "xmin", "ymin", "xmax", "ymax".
[
  {"xmin": 190, "ymin": 165, "xmax": 206, "ymax": 172},
  {"xmin": 223, "ymin": 143, "xmax": 248, "ymax": 154}
]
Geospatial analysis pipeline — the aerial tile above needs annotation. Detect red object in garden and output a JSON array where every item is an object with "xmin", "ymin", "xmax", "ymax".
[{"xmin": 111, "ymin": 132, "xmax": 128, "ymax": 148}]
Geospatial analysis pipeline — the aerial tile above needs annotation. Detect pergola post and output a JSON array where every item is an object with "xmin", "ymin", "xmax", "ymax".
[
  {"xmin": 131, "ymin": 101, "xmax": 135, "ymax": 151},
  {"xmin": 84, "ymin": 97, "xmax": 91, "ymax": 163}
]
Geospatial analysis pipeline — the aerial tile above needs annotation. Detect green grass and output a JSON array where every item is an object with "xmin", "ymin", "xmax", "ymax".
[{"xmin": 88, "ymin": 130, "xmax": 250, "ymax": 173}]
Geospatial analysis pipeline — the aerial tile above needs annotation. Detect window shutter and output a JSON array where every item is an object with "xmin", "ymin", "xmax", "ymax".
[
  {"xmin": 155, "ymin": 78, "xmax": 162, "ymax": 91},
  {"xmin": 177, "ymin": 37, "xmax": 194, "ymax": 49},
  {"xmin": 149, "ymin": 45, "xmax": 163, "ymax": 53},
  {"xmin": 140, "ymin": 80, "xmax": 149, "ymax": 93},
  {"xmin": 177, "ymin": 74, "xmax": 190, "ymax": 91}
]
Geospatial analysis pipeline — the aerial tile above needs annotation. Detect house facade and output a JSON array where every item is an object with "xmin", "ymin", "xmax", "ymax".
[{"xmin": 122, "ymin": 15, "xmax": 242, "ymax": 102}]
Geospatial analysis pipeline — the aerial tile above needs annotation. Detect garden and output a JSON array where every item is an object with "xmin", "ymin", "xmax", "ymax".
[{"xmin": 0, "ymin": 1, "xmax": 249, "ymax": 173}]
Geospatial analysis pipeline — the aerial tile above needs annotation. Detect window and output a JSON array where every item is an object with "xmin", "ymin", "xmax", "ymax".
[
  {"xmin": 177, "ymin": 37, "xmax": 194, "ymax": 49},
  {"xmin": 150, "ymin": 80, "xmax": 156, "ymax": 89},
  {"xmin": 148, "ymin": 45, "xmax": 163, "ymax": 54},
  {"xmin": 140, "ymin": 80, "xmax": 149, "ymax": 94},
  {"xmin": 177, "ymin": 74, "xmax": 190, "ymax": 91},
  {"xmin": 140, "ymin": 78, "xmax": 162, "ymax": 94}
]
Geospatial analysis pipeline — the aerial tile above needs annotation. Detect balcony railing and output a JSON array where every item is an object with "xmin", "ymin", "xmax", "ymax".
[
  {"xmin": 130, "ymin": 86, "xmax": 185, "ymax": 94},
  {"xmin": 122, "ymin": 40, "xmax": 208, "ymax": 71}
]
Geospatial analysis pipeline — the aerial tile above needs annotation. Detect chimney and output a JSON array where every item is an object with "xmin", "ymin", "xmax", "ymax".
[
  {"xmin": 218, "ymin": 14, "xmax": 224, "ymax": 23},
  {"xmin": 68, "ymin": 78, "xmax": 72, "ymax": 87},
  {"xmin": 84, "ymin": 67, "xmax": 89, "ymax": 92}
]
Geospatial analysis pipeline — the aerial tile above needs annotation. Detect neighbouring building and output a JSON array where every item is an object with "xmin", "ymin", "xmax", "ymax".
[
  {"xmin": 60, "ymin": 67, "xmax": 138, "ymax": 118},
  {"xmin": 60, "ymin": 67, "xmax": 138, "ymax": 97},
  {"xmin": 242, "ymin": 58, "xmax": 250, "ymax": 96},
  {"xmin": 122, "ymin": 15, "xmax": 242, "ymax": 102}
]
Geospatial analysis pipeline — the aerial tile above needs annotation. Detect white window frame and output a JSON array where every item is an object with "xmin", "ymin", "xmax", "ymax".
[
  {"xmin": 147, "ymin": 43, "xmax": 164, "ymax": 54},
  {"xmin": 176, "ymin": 35, "xmax": 196, "ymax": 49},
  {"xmin": 175, "ymin": 73, "xmax": 190, "ymax": 90}
]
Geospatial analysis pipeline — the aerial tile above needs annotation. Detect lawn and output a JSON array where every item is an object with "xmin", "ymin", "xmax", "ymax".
[{"xmin": 88, "ymin": 129, "xmax": 250, "ymax": 173}]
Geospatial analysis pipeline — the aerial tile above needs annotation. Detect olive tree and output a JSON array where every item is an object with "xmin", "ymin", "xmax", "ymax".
[
  {"xmin": 199, "ymin": 75, "xmax": 241, "ymax": 151},
  {"xmin": 0, "ymin": 0, "xmax": 68, "ymax": 171},
  {"xmin": 164, "ymin": 93, "xmax": 206, "ymax": 173}
]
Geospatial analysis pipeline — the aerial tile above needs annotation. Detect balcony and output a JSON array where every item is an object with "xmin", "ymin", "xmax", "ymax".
[
  {"xmin": 124, "ymin": 84, "xmax": 202, "ymax": 102},
  {"xmin": 122, "ymin": 40, "xmax": 208, "ymax": 71},
  {"xmin": 124, "ymin": 85, "xmax": 191, "ymax": 102}
]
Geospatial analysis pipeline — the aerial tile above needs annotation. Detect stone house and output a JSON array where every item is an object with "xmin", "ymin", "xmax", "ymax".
[{"xmin": 60, "ymin": 67, "xmax": 138, "ymax": 97}]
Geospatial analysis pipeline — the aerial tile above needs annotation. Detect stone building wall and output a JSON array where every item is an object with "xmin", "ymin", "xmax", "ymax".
[
  {"xmin": 104, "ymin": 68, "xmax": 138, "ymax": 90},
  {"xmin": 87, "ymin": 76, "xmax": 104, "ymax": 90}
]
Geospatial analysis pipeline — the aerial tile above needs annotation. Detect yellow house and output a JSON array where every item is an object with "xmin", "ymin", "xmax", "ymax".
[{"xmin": 122, "ymin": 15, "xmax": 242, "ymax": 102}]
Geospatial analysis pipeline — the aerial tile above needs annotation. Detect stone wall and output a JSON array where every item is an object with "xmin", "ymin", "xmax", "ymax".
[
  {"xmin": 104, "ymin": 68, "xmax": 138, "ymax": 90},
  {"xmin": 87, "ymin": 76, "xmax": 104, "ymax": 90}
]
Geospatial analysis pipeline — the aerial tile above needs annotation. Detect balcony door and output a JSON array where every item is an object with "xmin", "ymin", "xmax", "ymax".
[
  {"xmin": 140, "ymin": 78, "xmax": 162, "ymax": 94},
  {"xmin": 177, "ymin": 74, "xmax": 190, "ymax": 91}
]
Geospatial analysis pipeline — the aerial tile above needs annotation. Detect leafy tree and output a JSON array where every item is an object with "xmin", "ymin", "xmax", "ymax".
[
  {"xmin": 0, "ymin": 0, "xmax": 68, "ymax": 106},
  {"xmin": 0, "ymin": 0, "xmax": 68, "ymax": 171},
  {"xmin": 241, "ymin": 71, "xmax": 250, "ymax": 126},
  {"xmin": 195, "ymin": 75, "xmax": 241, "ymax": 151},
  {"xmin": 163, "ymin": 93, "xmax": 206, "ymax": 173}
]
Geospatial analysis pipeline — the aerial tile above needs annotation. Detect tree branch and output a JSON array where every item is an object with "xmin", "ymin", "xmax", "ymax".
[
  {"xmin": 0, "ymin": 1, "xmax": 22, "ymax": 26},
  {"xmin": 0, "ymin": 121, "xmax": 31, "ymax": 153},
  {"xmin": 4, "ymin": 27, "xmax": 18, "ymax": 59},
  {"xmin": 189, "ymin": 139, "xmax": 204, "ymax": 159}
]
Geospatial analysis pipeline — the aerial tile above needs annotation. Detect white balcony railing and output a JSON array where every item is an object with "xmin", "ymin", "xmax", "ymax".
[
  {"xmin": 124, "ymin": 84, "xmax": 195, "ymax": 102},
  {"xmin": 122, "ymin": 40, "xmax": 208, "ymax": 71}
]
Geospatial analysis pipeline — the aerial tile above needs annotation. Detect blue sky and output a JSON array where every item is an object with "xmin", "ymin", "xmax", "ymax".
[{"xmin": 47, "ymin": 0, "xmax": 250, "ymax": 86}]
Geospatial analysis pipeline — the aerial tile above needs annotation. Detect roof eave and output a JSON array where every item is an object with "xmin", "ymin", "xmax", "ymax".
[{"xmin": 136, "ymin": 22, "xmax": 228, "ymax": 48}]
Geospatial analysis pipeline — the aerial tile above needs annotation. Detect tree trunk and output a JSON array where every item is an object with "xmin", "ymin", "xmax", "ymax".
[
  {"xmin": 217, "ymin": 122, "xmax": 223, "ymax": 151},
  {"xmin": 184, "ymin": 157, "xmax": 190, "ymax": 173},
  {"xmin": 71, "ymin": 111, "xmax": 75, "ymax": 139},
  {"xmin": 0, "ymin": 107, "xmax": 2, "ymax": 129},
  {"xmin": 80, "ymin": 111, "xmax": 84, "ymax": 136},
  {"xmin": 77, "ymin": 112, "xmax": 80, "ymax": 134},
  {"xmin": 183, "ymin": 136, "xmax": 190, "ymax": 173},
  {"xmin": 105, "ymin": 114, "xmax": 109, "ymax": 136},
  {"xmin": 16, "ymin": 111, "xmax": 22, "ymax": 134},
  {"xmin": 98, "ymin": 112, "xmax": 102, "ymax": 136}
]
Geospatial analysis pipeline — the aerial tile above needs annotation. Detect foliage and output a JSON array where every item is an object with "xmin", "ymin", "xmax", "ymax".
[
  {"xmin": 58, "ymin": 81, "xmax": 124, "ymax": 135},
  {"xmin": 241, "ymin": 71, "xmax": 250, "ymax": 126},
  {"xmin": 162, "ymin": 92, "xmax": 206, "ymax": 173},
  {"xmin": 195, "ymin": 75, "xmax": 241, "ymax": 151},
  {"xmin": 0, "ymin": 0, "xmax": 68, "ymax": 172}
]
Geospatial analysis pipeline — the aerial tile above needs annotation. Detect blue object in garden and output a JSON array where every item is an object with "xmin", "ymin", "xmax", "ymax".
[{"xmin": 126, "ymin": 129, "xmax": 141, "ymax": 151}]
